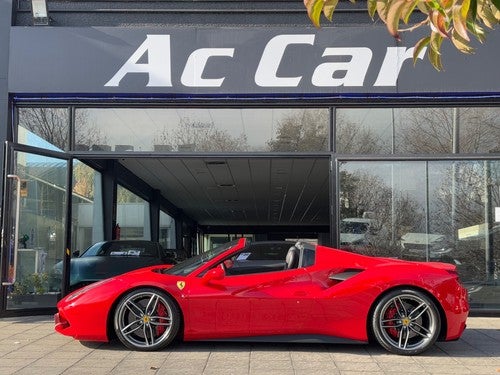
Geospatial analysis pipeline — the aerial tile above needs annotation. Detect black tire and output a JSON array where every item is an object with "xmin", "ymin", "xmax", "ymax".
[
  {"xmin": 114, "ymin": 288, "xmax": 180, "ymax": 351},
  {"xmin": 371, "ymin": 288, "xmax": 441, "ymax": 355}
]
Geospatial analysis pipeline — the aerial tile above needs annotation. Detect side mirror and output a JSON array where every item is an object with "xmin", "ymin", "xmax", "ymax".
[
  {"xmin": 72, "ymin": 250, "xmax": 80, "ymax": 257},
  {"xmin": 202, "ymin": 266, "xmax": 225, "ymax": 284}
]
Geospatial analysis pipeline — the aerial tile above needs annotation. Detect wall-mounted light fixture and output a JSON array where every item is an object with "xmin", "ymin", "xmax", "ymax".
[{"xmin": 31, "ymin": 0, "xmax": 50, "ymax": 26}]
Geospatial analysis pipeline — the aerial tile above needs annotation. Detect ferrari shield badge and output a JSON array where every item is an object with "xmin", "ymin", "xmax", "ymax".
[{"xmin": 176, "ymin": 281, "xmax": 186, "ymax": 290}]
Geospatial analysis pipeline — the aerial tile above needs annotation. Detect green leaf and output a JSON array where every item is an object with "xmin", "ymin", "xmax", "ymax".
[
  {"xmin": 427, "ymin": 0, "xmax": 443, "ymax": 11},
  {"xmin": 430, "ymin": 9, "xmax": 450, "ymax": 37},
  {"xmin": 430, "ymin": 30, "xmax": 444, "ymax": 54},
  {"xmin": 401, "ymin": 0, "xmax": 420, "ymax": 23},
  {"xmin": 304, "ymin": 0, "xmax": 325, "ymax": 27},
  {"xmin": 477, "ymin": 0, "xmax": 499, "ymax": 28},
  {"xmin": 416, "ymin": 1, "xmax": 431, "ymax": 14},
  {"xmin": 451, "ymin": 29, "xmax": 475, "ymax": 53},
  {"xmin": 490, "ymin": 0, "xmax": 500, "ymax": 11},
  {"xmin": 461, "ymin": 0, "xmax": 471, "ymax": 18},
  {"xmin": 376, "ymin": 0, "xmax": 389, "ymax": 22},
  {"xmin": 453, "ymin": 4, "xmax": 470, "ymax": 40},
  {"xmin": 428, "ymin": 42, "xmax": 444, "ymax": 70},
  {"xmin": 323, "ymin": 0, "xmax": 340, "ymax": 21},
  {"xmin": 368, "ymin": 0, "xmax": 378, "ymax": 18},
  {"xmin": 467, "ymin": 19, "xmax": 486, "ymax": 42},
  {"xmin": 413, "ymin": 36, "xmax": 430, "ymax": 65},
  {"xmin": 386, "ymin": 0, "xmax": 408, "ymax": 39},
  {"xmin": 469, "ymin": 0, "xmax": 478, "ymax": 19}
]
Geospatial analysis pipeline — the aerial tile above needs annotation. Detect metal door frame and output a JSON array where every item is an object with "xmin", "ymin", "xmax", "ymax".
[{"xmin": 0, "ymin": 141, "xmax": 73, "ymax": 316}]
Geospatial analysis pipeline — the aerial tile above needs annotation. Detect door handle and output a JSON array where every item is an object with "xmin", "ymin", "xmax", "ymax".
[{"xmin": 2, "ymin": 175, "xmax": 21, "ymax": 286}]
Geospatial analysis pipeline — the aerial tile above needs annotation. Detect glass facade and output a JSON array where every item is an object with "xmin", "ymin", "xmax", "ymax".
[
  {"xmin": 17, "ymin": 108, "xmax": 70, "ymax": 152},
  {"xmin": 116, "ymin": 185, "xmax": 151, "ymax": 240},
  {"xmin": 339, "ymin": 160, "xmax": 500, "ymax": 310},
  {"xmin": 71, "ymin": 161, "xmax": 104, "ymax": 253},
  {"xmin": 10, "ymin": 105, "xmax": 500, "ymax": 312},
  {"xmin": 74, "ymin": 108, "xmax": 330, "ymax": 153},
  {"xmin": 336, "ymin": 108, "xmax": 500, "ymax": 154}
]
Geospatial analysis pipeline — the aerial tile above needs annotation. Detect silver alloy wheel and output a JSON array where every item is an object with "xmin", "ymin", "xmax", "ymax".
[
  {"xmin": 372, "ymin": 289, "xmax": 440, "ymax": 355},
  {"xmin": 114, "ymin": 289, "xmax": 179, "ymax": 350}
]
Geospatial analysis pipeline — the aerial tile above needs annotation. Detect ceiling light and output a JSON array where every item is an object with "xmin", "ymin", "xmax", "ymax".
[{"xmin": 31, "ymin": 0, "xmax": 50, "ymax": 26}]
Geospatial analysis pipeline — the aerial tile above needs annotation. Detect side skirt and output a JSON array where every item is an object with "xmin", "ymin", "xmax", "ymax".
[{"xmin": 195, "ymin": 335, "xmax": 367, "ymax": 344}]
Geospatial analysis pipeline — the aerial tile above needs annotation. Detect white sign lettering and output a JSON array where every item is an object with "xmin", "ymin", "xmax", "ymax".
[
  {"xmin": 312, "ymin": 47, "xmax": 372, "ymax": 87},
  {"xmin": 105, "ymin": 35, "xmax": 173, "ymax": 87},
  {"xmin": 181, "ymin": 48, "xmax": 234, "ymax": 87},
  {"xmin": 105, "ymin": 34, "xmax": 427, "ymax": 88},
  {"xmin": 255, "ymin": 34, "xmax": 315, "ymax": 87}
]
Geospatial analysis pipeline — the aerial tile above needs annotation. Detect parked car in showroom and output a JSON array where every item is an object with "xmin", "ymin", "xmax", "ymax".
[
  {"xmin": 51, "ymin": 240, "xmax": 177, "ymax": 291},
  {"xmin": 55, "ymin": 238, "xmax": 469, "ymax": 355}
]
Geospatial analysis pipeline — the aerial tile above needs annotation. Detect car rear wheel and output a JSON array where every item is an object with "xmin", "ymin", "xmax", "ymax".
[
  {"xmin": 372, "ymin": 288, "xmax": 441, "ymax": 355},
  {"xmin": 114, "ymin": 288, "xmax": 180, "ymax": 351}
]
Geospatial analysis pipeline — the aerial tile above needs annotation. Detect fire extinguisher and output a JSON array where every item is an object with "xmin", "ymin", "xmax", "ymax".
[{"xmin": 114, "ymin": 223, "xmax": 121, "ymax": 240}]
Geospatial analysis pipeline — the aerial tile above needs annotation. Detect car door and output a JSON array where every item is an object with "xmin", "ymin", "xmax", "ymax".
[
  {"xmin": 245, "ymin": 267, "xmax": 313, "ymax": 336},
  {"xmin": 186, "ymin": 267, "xmax": 314, "ymax": 339},
  {"xmin": 186, "ymin": 242, "xmax": 315, "ymax": 339}
]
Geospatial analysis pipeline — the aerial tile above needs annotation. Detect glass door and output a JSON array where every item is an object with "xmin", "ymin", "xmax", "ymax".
[{"xmin": 1, "ymin": 145, "xmax": 70, "ymax": 312}]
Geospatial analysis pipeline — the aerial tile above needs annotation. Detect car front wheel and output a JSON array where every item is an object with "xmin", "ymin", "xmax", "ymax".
[
  {"xmin": 372, "ymin": 288, "xmax": 441, "ymax": 355},
  {"xmin": 114, "ymin": 288, "xmax": 180, "ymax": 351}
]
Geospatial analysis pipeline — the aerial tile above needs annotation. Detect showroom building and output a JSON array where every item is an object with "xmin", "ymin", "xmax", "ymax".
[{"xmin": 0, "ymin": 0, "xmax": 499, "ymax": 316}]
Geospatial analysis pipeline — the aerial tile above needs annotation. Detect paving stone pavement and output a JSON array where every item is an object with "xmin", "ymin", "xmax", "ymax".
[{"xmin": 0, "ymin": 315, "xmax": 498, "ymax": 375}]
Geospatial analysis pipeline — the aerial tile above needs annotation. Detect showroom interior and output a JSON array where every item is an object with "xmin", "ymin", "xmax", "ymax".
[{"xmin": 0, "ymin": 0, "xmax": 499, "ymax": 316}]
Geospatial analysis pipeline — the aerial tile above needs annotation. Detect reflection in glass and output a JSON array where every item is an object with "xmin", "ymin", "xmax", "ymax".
[
  {"xmin": 400, "ymin": 107, "xmax": 500, "ymax": 154},
  {"xmin": 116, "ymin": 185, "xmax": 150, "ymax": 240},
  {"xmin": 428, "ymin": 161, "xmax": 500, "ymax": 310},
  {"xmin": 74, "ymin": 108, "xmax": 329, "ymax": 152},
  {"xmin": 71, "ymin": 161, "xmax": 104, "ymax": 253},
  {"xmin": 339, "ymin": 161, "xmax": 425, "ymax": 258},
  {"xmin": 336, "ymin": 107, "xmax": 500, "ymax": 155},
  {"xmin": 17, "ymin": 108, "xmax": 70, "ymax": 151},
  {"xmin": 339, "ymin": 160, "xmax": 500, "ymax": 310},
  {"xmin": 6, "ymin": 152, "xmax": 67, "ymax": 309},
  {"xmin": 336, "ymin": 108, "xmax": 392, "ymax": 154}
]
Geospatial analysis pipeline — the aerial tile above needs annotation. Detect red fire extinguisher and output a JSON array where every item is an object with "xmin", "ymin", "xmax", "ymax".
[{"xmin": 114, "ymin": 223, "xmax": 121, "ymax": 240}]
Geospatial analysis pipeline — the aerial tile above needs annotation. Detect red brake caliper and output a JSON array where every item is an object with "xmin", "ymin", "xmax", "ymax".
[
  {"xmin": 156, "ymin": 303, "xmax": 168, "ymax": 335},
  {"xmin": 385, "ymin": 307, "xmax": 399, "ymax": 338}
]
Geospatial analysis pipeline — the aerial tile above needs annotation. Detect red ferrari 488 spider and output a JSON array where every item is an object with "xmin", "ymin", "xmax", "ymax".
[{"xmin": 55, "ymin": 238, "xmax": 469, "ymax": 355}]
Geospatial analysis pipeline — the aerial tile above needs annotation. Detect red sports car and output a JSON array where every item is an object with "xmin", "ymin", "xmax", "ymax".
[{"xmin": 55, "ymin": 238, "xmax": 469, "ymax": 355}]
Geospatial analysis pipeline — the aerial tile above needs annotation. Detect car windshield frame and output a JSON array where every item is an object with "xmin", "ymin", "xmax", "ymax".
[{"xmin": 164, "ymin": 239, "xmax": 241, "ymax": 276}]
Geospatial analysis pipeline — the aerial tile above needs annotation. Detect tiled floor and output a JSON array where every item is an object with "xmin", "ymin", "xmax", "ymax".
[{"xmin": 0, "ymin": 316, "xmax": 498, "ymax": 374}]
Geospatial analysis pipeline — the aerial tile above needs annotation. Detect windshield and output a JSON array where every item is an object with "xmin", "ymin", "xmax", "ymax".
[
  {"xmin": 164, "ymin": 240, "xmax": 241, "ymax": 276},
  {"xmin": 80, "ymin": 242, "xmax": 105, "ymax": 257}
]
